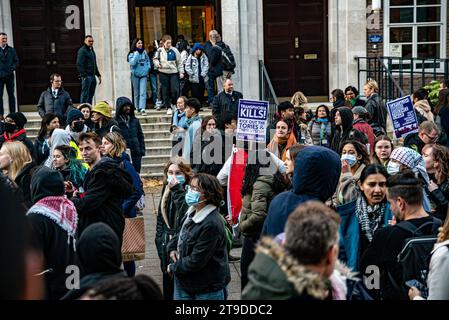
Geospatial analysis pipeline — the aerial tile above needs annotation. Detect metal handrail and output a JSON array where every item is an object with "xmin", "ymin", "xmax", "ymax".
[{"xmin": 259, "ymin": 60, "xmax": 279, "ymax": 123}]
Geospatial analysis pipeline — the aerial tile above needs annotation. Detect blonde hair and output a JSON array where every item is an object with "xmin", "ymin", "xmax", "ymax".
[
  {"xmin": 1, "ymin": 141, "xmax": 32, "ymax": 181},
  {"xmin": 103, "ymin": 132, "xmax": 127, "ymax": 158},
  {"xmin": 161, "ymin": 35, "xmax": 172, "ymax": 44},
  {"xmin": 365, "ymin": 79, "xmax": 379, "ymax": 92},
  {"xmin": 438, "ymin": 214, "xmax": 449, "ymax": 243},
  {"xmin": 291, "ymin": 91, "xmax": 308, "ymax": 108}
]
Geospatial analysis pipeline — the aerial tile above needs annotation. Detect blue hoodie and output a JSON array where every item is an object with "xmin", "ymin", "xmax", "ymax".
[{"xmin": 261, "ymin": 146, "xmax": 341, "ymax": 237}]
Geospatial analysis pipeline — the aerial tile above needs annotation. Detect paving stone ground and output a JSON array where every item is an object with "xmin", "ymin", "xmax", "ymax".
[{"xmin": 136, "ymin": 188, "xmax": 242, "ymax": 300}]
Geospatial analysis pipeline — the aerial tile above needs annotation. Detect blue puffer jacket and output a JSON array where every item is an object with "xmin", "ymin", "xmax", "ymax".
[
  {"xmin": 336, "ymin": 200, "xmax": 392, "ymax": 271},
  {"xmin": 261, "ymin": 146, "xmax": 342, "ymax": 237},
  {"xmin": 117, "ymin": 153, "xmax": 143, "ymax": 218}
]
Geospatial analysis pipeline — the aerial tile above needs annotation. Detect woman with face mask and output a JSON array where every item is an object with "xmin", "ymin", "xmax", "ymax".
[
  {"xmin": 333, "ymin": 140, "xmax": 370, "ymax": 207},
  {"xmin": 337, "ymin": 164, "xmax": 392, "ymax": 270},
  {"xmin": 387, "ymin": 147, "xmax": 432, "ymax": 213},
  {"xmin": 166, "ymin": 173, "xmax": 230, "ymax": 300},
  {"xmin": 267, "ymin": 120, "xmax": 297, "ymax": 161},
  {"xmin": 155, "ymin": 157, "xmax": 191, "ymax": 300}
]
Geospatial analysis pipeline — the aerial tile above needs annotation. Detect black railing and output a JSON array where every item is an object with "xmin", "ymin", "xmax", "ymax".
[
  {"xmin": 259, "ymin": 60, "xmax": 279, "ymax": 123},
  {"xmin": 356, "ymin": 56, "xmax": 449, "ymax": 102}
]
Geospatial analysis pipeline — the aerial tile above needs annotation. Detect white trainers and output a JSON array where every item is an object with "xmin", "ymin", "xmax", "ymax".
[{"xmin": 166, "ymin": 108, "xmax": 172, "ymax": 115}]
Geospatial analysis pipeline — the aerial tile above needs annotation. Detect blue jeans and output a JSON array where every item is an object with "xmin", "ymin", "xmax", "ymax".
[
  {"xmin": 173, "ymin": 276, "xmax": 227, "ymax": 300},
  {"xmin": 206, "ymin": 74, "xmax": 216, "ymax": 105},
  {"xmin": 0, "ymin": 74, "xmax": 16, "ymax": 115},
  {"xmin": 80, "ymin": 75, "xmax": 97, "ymax": 104},
  {"xmin": 131, "ymin": 75, "xmax": 147, "ymax": 111},
  {"xmin": 149, "ymin": 74, "xmax": 158, "ymax": 104}
]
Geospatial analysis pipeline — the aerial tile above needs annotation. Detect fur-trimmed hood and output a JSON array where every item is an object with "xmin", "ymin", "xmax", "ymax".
[{"xmin": 243, "ymin": 237, "xmax": 358, "ymax": 300}]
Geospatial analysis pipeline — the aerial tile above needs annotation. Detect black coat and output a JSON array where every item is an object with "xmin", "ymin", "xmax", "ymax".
[
  {"xmin": 115, "ymin": 97, "xmax": 146, "ymax": 157},
  {"xmin": 34, "ymin": 137, "xmax": 50, "ymax": 165},
  {"xmin": 203, "ymin": 41, "xmax": 224, "ymax": 78},
  {"xmin": 76, "ymin": 45, "xmax": 101, "ymax": 77},
  {"xmin": 15, "ymin": 162, "xmax": 35, "ymax": 208},
  {"xmin": 71, "ymin": 158, "xmax": 133, "ymax": 242},
  {"xmin": 212, "ymin": 90, "xmax": 243, "ymax": 130},
  {"xmin": 0, "ymin": 45, "xmax": 19, "ymax": 79},
  {"xmin": 37, "ymin": 87, "xmax": 74, "ymax": 123},
  {"xmin": 0, "ymin": 131, "xmax": 36, "ymax": 161},
  {"xmin": 167, "ymin": 206, "xmax": 230, "ymax": 294},
  {"xmin": 365, "ymin": 93, "xmax": 388, "ymax": 136},
  {"xmin": 94, "ymin": 119, "xmax": 121, "ymax": 138},
  {"xmin": 155, "ymin": 184, "xmax": 189, "ymax": 273}
]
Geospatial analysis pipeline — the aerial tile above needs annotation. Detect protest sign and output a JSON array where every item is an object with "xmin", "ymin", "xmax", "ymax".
[
  {"xmin": 386, "ymin": 95, "xmax": 419, "ymax": 139},
  {"xmin": 236, "ymin": 99, "xmax": 269, "ymax": 142}
]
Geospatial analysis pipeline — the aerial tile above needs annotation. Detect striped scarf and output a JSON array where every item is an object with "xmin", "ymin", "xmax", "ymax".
[{"xmin": 355, "ymin": 195, "xmax": 386, "ymax": 242}]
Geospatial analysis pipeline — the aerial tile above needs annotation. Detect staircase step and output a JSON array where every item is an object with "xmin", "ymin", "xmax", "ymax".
[
  {"xmin": 144, "ymin": 138, "xmax": 172, "ymax": 148},
  {"xmin": 141, "ymin": 164, "xmax": 166, "ymax": 176},
  {"xmin": 143, "ymin": 130, "xmax": 172, "ymax": 140},
  {"xmin": 142, "ymin": 155, "xmax": 171, "ymax": 165},
  {"xmin": 146, "ymin": 146, "xmax": 173, "ymax": 156},
  {"xmin": 141, "ymin": 123, "xmax": 171, "ymax": 131}
]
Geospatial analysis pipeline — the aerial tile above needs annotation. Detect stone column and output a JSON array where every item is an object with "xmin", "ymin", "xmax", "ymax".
[
  {"xmin": 221, "ymin": 0, "xmax": 264, "ymax": 100},
  {"xmin": 1, "ymin": 0, "xmax": 17, "ymax": 114},
  {"xmin": 328, "ymin": 0, "xmax": 367, "ymax": 92},
  {"xmin": 83, "ymin": 0, "xmax": 131, "ymax": 109}
]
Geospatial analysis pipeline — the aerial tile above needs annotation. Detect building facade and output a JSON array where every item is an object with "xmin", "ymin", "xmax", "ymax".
[{"xmin": 1, "ymin": 0, "xmax": 447, "ymax": 112}]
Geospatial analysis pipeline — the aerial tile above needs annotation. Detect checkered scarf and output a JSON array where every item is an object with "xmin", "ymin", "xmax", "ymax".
[
  {"xmin": 390, "ymin": 147, "xmax": 430, "ymax": 184},
  {"xmin": 355, "ymin": 195, "xmax": 386, "ymax": 242}
]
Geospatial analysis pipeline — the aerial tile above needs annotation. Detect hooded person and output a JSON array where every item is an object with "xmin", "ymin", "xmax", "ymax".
[
  {"xmin": 61, "ymin": 222, "xmax": 125, "ymax": 300},
  {"xmin": 330, "ymin": 107, "xmax": 367, "ymax": 154},
  {"xmin": 114, "ymin": 97, "xmax": 145, "ymax": 173},
  {"xmin": 65, "ymin": 109, "xmax": 89, "ymax": 143},
  {"xmin": 91, "ymin": 101, "xmax": 121, "ymax": 138},
  {"xmin": 261, "ymin": 146, "xmax": 342, "ymax": 237},
  {"xmin": 0, "ymin": 112, "xmax": 36, "ymax": 160},
  {"xmin": 26, "ymin": 166, "xmax": 78, "ymax": 300},
  {"xmin": 44, "ymin": 128, "xmax": 72, "ymax": 168}
]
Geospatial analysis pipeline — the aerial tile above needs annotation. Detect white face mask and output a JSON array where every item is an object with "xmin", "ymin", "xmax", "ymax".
[
  {"xmin": 387, "ymin": 161, "xmax": 401, "ymax": 175},
  {"xmin": 341, "ymin": 154, "xmax": 357, "ymax": 167}
]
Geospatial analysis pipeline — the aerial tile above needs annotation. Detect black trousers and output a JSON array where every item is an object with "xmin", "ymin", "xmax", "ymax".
[
  {"xmin": 240, "ymin": 235, "xmax": 258, "ymax": 291},
  {"xmin": 0, "ymin": 74, "xmax": 16, "ymax": 115},
  {"xmin": 159, "ymin": 73, "xmax": 179, "ymax": 109},
  {"xmin": 131, "ymin": 155, "xmax": 142, "ymax": 174},
  {"xmin": 191, "ymin": 81, "xmax": 206, "ymax": 105}
]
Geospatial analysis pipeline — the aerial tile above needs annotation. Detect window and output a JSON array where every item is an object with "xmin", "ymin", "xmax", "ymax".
[{"xmin": 384, "ymin": 0, "xmax": 447, "ymax": 70}]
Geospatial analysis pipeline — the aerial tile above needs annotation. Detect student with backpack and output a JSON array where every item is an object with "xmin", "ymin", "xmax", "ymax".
[{"xmin": 360, "ymin": 171, "xmax": 442, "ymax": 300}]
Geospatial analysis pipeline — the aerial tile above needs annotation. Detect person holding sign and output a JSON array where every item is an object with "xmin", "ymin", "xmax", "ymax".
[{"xmin": 267, "ymin": 120, "xmax": 297, "ymax": 161}]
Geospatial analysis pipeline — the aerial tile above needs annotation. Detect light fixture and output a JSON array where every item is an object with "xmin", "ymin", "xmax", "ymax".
[{"xmin": 372, "ymin": 0, "xmax": 381, "ymax": 12}]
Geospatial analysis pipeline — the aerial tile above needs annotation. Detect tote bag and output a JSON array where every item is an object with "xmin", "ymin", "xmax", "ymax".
[{"xmin": 121, "ymin": 216, "xmax": 146, "ymax": 262}]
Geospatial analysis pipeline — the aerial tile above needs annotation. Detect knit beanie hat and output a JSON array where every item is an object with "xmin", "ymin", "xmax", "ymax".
[
  {"xmin": 6, "ymin": 112, "xmax": 27, "ymax": 129},
  {"xmin": 66, "ymin": 109, "xmax": 84, "ymax": 124},
  {"xmin": 192, "ymin": 42, "xmax": 203, "ymax": 52},
  {"xmin": 92, "ymin": 101, "xmax": 112, "ymax": 118}
]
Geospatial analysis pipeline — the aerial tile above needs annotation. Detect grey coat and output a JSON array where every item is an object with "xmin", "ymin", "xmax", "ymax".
[
  {"xmin": 185, "ymin": 54, "xmax": 209, "ymax": 84},
  {"xmin": 37, "ymin": 87, "xmax": 74, "ymax": 121}
]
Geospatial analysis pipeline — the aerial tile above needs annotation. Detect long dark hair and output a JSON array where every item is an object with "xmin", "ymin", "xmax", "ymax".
[
  {"xmin": 435, "ymin": 88, "xmax": 449, "ymax": 115},
  {"xmin": 38, "ymin": 113, "xmax": 59, "ymax": 140},
  {"xmin": 360, "ymin": 163, "xmax": 389, "ymax": 184},
  {"xmin": 314, "ymin": 104, "xmax": 330, "ymax": 120},
  {"xmin": 127, "ymin": 38, "xmax": 144, "ymax": 61},
  {"xmin": 340, "ymin": 140, "xmax": 371, "ymax": 166}
]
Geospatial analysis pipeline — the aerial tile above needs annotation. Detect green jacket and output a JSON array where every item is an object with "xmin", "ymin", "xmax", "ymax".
[
  {"xmin": 154, "ymin": 183, "xmax": 189, "ymax": 273},
  {"xmin": 239, "ymin": 175, "xmax": 276, "ymax": 238}
]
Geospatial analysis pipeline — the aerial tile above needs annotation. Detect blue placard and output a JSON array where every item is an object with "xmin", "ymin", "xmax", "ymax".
[
  {"xmin": 236, "ymin": 99, "xmax": 269, "ymax": 142},
  {"xmin": 369, "ymin": 34, "xmax": 383, "ymax": 43},
  {"xmin": 386, "ymin": 95, "xmax": 419, "ymax": 139}
]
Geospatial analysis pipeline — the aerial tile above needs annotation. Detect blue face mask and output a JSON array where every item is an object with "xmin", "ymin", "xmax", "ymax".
[
  {"xmin": 185, "ymin": 189, "xmax": 204, "ymax": 206},
  {"xmin": 167, "ymin": 175, "xmax": 186, "ymax": 185},
  {"xmin": 341, "ymin": 154, "xmax": 357, "ymax": 167}
]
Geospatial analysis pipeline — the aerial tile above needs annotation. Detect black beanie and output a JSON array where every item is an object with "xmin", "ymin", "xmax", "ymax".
[
  {"xmin": 6, "ymin": 112, "xmax": 27, "ymax": 129},
  {"xmin": 67, "ymin": 109, "xmax": 84, "ymax": 125},
  {"xmin": 30, "ymin": 166, "xmax": 65, "ymax": 203}
]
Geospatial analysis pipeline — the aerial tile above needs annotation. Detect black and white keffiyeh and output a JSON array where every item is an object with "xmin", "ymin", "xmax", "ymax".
[{"xmin": 355, "ymin": 195, "xmax": 386, "ymax": 242}]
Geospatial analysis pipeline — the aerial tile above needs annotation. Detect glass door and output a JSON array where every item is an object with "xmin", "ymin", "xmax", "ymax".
[
  {"xmin": 175, "ymin": 4, "xmax": 214, "ymax": 44},
  {"xmin": 135, "ymin": 6, "xmax": 167, "ymax": 46}
]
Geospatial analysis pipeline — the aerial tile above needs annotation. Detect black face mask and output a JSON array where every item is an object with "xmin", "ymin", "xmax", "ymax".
[
  {"xmin": 4, "ymin": 122, "xmax": 17, "ymax": 133},
  {"xmin": 73, "ymin": 121, "xmax": 85, "ymax": 133}
]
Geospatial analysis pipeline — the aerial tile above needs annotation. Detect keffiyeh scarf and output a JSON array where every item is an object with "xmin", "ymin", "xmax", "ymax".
[{"xmin": 355, "ymin": 195, "xmax": 386, "ymax": 242}]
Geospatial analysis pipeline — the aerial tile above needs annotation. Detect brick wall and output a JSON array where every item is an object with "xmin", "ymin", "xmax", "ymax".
[{"xmin": 366, "ymin": 0, "xmax": 384, "ymax": 58}]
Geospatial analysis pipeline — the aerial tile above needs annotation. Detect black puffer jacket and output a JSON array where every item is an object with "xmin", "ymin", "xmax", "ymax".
[
  {"xmin": 71, "ymin": 157, "xmax": 133, "ymax": 242},
  {"xmin": 14, "ymin": 162, "xmax": 36, "ymax": 208},
  {"xmin": 115, "ymin": 97, "xmax": 145, "ymax": 157},
  {"xmin": 365, "ymin": 93, "xmax": 387, "ymax": 136},
  {"xmin": 94, "ymin": 118, "xmax": 121, "ymax": 138},
  {"xmin": 167, "ymin": 205, "xmax": 231, "ymax": 294},
  {"xmin": 212, "ymin": 90, "xmax": 243, "ymax": 130}
]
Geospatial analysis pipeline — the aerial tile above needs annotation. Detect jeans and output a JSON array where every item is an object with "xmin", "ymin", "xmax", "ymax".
[
  {"xmin": 159, "ymin": 73, "xmax": 179, "ymax": 109},
  {"xmin": 0, "ymin": 74, "xmax": 16, "ymax": 115},
  {"xmin": 80, "ymin": 75, "xmax": 97, "ymax": 104},
  {"xmin": 206, "ymin": 74, "xmax": 216, "ymax": 105},
  {"xmin": 149, "ymin": 74, "xmax": 158, "ymax": 104},
  {"xmin": 173, "ymin": 276, "xmax": 227, "ymax": 300},
  {"xmin": 131, "ymin": 75, "xmax": 147, "ymax": 111},
  {"xmin": 191, "ymin": 81, "xmax": 205, "ymax": 105}
]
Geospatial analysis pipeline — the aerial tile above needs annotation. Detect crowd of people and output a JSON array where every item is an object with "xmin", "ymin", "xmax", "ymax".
[{"xmin": 2, "ymin": 24, "xmax": 449, "ymax": 301}]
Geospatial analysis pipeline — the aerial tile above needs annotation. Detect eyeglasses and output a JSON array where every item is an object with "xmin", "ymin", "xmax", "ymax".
[{"xmin": 424, "ymin": 133, "xmax": 439, "ymax": 142}]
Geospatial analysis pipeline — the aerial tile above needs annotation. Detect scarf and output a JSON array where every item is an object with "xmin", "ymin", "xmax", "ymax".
[
  {"xmin": 3, "ymin": 128, "xmax": 26, "ymax": 142},
  {"xmin": 355, "ymin": 195, "xmax": 386, "ymax": 242},
  {"xmin": 137, "ymin": 48, "xmax": 145, "ymax": 54},
  {"xmin": 316, "ymin": 118, "xmax": 329, "ymax": 146},
  {"xmin": 267, "ymin": 133, "xmax": 297, "ymax": 161},
  {"xmin": 390, "ymin": 147, "xmax": 430, "ymax": 184},
  {"xmin": 27, "ymin": 196, "xmax": 78, "ymax": 250},
  {"xmin": 186, "ymin": 114, "xmax": 200, "ymax": 127}
]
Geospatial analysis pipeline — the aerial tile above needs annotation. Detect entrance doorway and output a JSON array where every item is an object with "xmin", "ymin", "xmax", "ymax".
[
  {"xmin": 263, "ymin": 0, "xmax": 328, "ymax": 98},
  {"xmin": 131, "ymin": 0, "xmax": 220, "ymax": 47},
  {"xmin": 10, "ymin": 0, "xmax": 85, "ymax": 108}
]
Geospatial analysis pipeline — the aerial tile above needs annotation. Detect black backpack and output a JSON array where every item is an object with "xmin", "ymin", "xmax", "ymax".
[
  {"xmin": 221, "ymin": 44, "xmax": 236, "ymax": 72},
  {"xmin": 387, "ymin": 218, "xmax": 441, "ymax": 299}
]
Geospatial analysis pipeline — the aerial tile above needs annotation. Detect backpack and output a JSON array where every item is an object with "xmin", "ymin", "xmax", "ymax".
[
  {"xmin": 221, "ymin": 44, "xmax": 236, "ymax": 72},
  {"xmin": 387, "ymin": 218, "xmax": 441, "ymax": 299}
]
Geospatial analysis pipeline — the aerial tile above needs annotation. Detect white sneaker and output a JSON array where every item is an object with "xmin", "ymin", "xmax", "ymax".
[{"xmin": 166, "ymin": 108, "xmax": 172, "ymax": 115}]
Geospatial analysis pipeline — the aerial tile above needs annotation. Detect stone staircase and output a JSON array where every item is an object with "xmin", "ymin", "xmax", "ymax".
[{"xmin": 23, "ymin": 110, "xmax": 211, "ymax": 178}]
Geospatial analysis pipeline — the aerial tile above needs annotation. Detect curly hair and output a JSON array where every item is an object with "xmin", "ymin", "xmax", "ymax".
[
  {"xmin": 340, "ymin": 140, "xmax": 370, "ymax": 166},
  {"xmin": 430, "ymin": 144, "xmax": 449, "ymax": 185}
]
